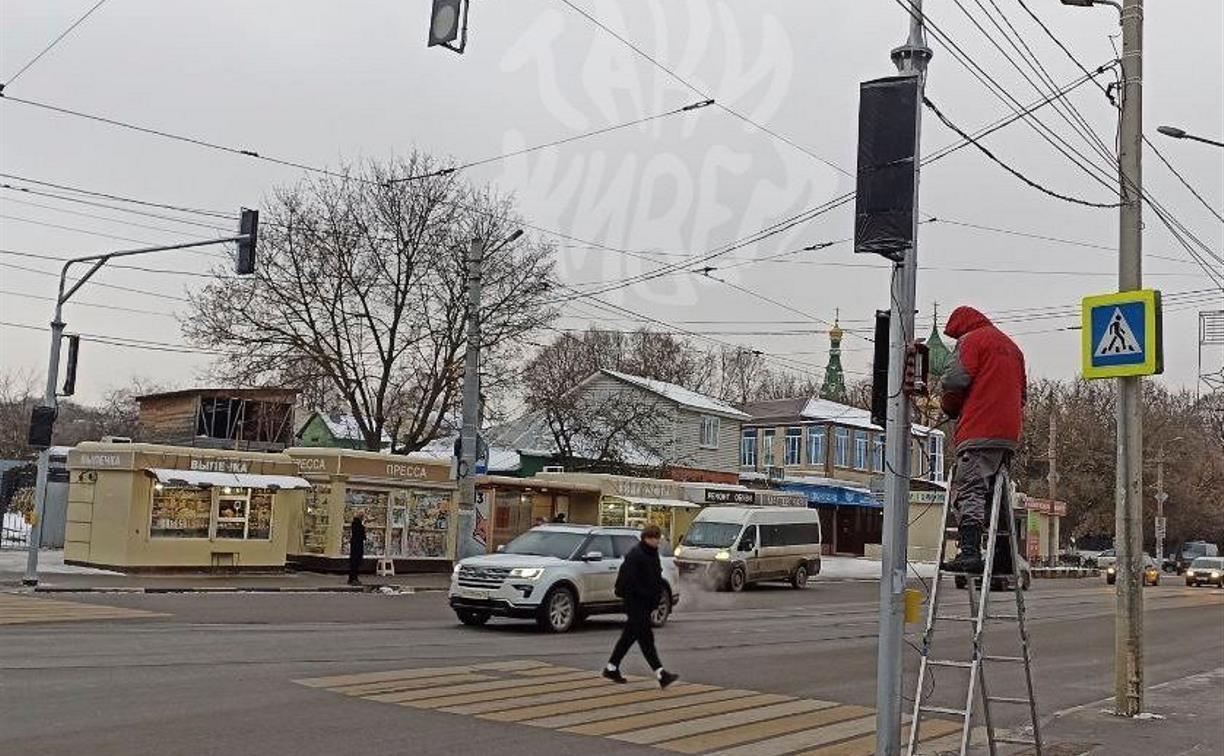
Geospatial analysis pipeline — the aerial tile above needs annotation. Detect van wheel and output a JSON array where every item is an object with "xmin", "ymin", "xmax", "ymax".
[
  {"xmin": 727, "ymin": 566, "xmax": 746, "ymax": 593},
  {"xmin": 650, "ymin": 587, "xmax": 672, "ymax": 628},
  {"xmin": 456, "ymin": 610, "xmax": 490, "ymax": 627},
  {"xmin": 537, "ymin": 586, "xmax": 577, "ymax": 633},
  {"xmin": 791, "ymin": 564, "xmax": 809, "ymax": 589}
]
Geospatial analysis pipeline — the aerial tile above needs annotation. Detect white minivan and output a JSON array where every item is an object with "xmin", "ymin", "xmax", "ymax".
[{"xmin": 674, "ymin": 506, "xmax": 822, "ymax": 591}]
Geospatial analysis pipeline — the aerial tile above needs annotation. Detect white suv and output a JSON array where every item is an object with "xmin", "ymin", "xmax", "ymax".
[{"xmin": 449, "ymin": 524, "xmax": 681, "ymax": 633}]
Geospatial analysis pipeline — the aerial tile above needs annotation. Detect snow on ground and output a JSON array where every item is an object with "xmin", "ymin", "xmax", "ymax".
[
  {"xmin": 0, "ymin": 548, "xmax": 120, "ymax": 575},
  {"xmin": 819, "ymin": 555, "xmax": 937, "ymax": 581}
]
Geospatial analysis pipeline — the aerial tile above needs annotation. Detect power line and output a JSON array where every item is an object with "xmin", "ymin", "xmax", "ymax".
[
  {"xmin": 923, "ymin": 97, "xmax": 1120, "ymax": 208},
  {"xmin": 0, "ymin": 249, "xmax": 225, "ymax": 279},
  {"xmin": 1143, "ymin": 134, "xmax": 1224, "ymax": 225},
  {"xmin": 0, "ymin": 173, "xmax": 232, "ymax": 219},
  {"xmin": 553, "ymin": 0, "xmax": 853, "ymax": 178},
  {"xmin": 3, "ymin": 0, "xmax": 110, "ymax": 88},
  {"xmin": 0, "ymin": 196, "xmax": 220, "ymax": 240},
  {"xmin": 0, "ymin": 260, "xmax": 190, "ymax": 302},
  {"xmin": 0, "ymin": 289, "xmax": 177, "ymax": 317},
  {"xmin": 393, "ymin": 99, "xmax": 715, "ymax": 183},
  {"xmin": 0, "ymin": 182, "xmax": 233, "ymax": 232},
  {"xmin": 0, "ymin": 320, "xmax": 218, "ymax": 355}
]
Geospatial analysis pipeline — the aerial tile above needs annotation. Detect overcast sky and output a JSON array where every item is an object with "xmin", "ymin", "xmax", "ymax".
[{"xmin": 1, "ymin": 0, "xmax": 1221, "ymax": 405}]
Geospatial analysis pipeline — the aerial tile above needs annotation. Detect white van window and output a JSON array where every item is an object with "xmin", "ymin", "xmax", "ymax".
[
  {"xmin": 737, "ymin": 526, "xmax": 758, "ymax": 551},
  {"xmin": 762, "ymin": 523, "xmax": 820, "ymax": 547},
  {"xmin": 684, "ymin": 522, "xmax": 742, "ymax": 548}
]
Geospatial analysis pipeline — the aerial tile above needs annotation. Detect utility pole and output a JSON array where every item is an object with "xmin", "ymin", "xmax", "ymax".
[
  {"xmin": 1114, "ymin": 0, "xmax": 1145, "ymax": 718},
  {"xmin": 875, "ymin": 3, "xmax": 931, "ymax": 753},
  {"xmin": 1047, "ymin": 401, "xmax": 1060, "ymax": 566},
  {"xmin": 456, "ymin": 236, "xmax": 484, "ymax": 559},
  {"xmin": 1154, "ymin": 453, "xmax": 1167, "ymax": 564}
]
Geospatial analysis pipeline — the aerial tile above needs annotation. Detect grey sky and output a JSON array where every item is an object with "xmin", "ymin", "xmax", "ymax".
[{"xmin": 1, "ymin": 0, "xmax": 1220, "ymax": 405}]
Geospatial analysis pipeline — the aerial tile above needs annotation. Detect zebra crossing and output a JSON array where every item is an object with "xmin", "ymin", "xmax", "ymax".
[
  {"xmin": 0, "ymin": 592, "xmax": 165, "ymax": 625},
  {"xmin": 295, "ymin": 660, "xmax": 966, "ymax": 755}
]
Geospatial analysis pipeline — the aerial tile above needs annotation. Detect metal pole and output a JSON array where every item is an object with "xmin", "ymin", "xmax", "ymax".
[
  {"xmin": 1154, "ymin": 451, "xmax": 1166, "ymax": 564},
  {"xmin": 22, "ymin": 313, "xmax": 65, "ymax": 586},
  {"xmin": 876, "ymin": 4, "xmax": 930, "ymax": 752},
  {"xmin": 456, "ymin": 237, "xmax": 484, "ymax": 557},
  {"xmin": 1115, "ymin": 0, "xmax": 1144, "ymax": 718},
  {"xmin": 1047, "ymin": 402, "xmax": 1060, "ymax": 566}
]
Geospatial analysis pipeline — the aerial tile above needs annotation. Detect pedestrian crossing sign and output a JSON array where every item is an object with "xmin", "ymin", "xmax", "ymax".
[{"xmin": 1081, "ymin": 289, "xmax": 1163, "ymax": 379}]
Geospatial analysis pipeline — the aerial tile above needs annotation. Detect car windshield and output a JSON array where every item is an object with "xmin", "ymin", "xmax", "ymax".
[
  {"xmin": 1183, "ymin": 543, "xmax": 1210, "ymax": 558},
  {"xmin": 683, "ymin": 521, "xmax": 743, "ymax": 548},
  {"xmin": 1100, "ymin": 549, "xmax": 1115, "ymax": 557},
  {"xmin": 1190, "ymin": 557, "xmax": 1220, "ymax": 569},
  {"xmin": 502, "ymin": 530, "xmax": 586, "ymax": 559}
]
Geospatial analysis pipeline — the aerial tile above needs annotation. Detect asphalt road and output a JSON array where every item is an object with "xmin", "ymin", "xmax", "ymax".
[{"xmin": 2, "ymin": 577, "xmax": 1221, "ymax": 755}]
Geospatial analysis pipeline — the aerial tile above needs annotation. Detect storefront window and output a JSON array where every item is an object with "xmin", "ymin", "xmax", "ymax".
[
  {"xmin": 215, "ymin": 491, "xmax": 249, "ymax": 539},
  {"xmin": 248, "ymin": 491, "xmax": 273, "ymax": 539},
  {"xmin": 150, "ymin": 486, "xmax": 211, "ymax": 538},
  {"xmin": 301, "ymin": 488, "xmax": 329, "ymax": 554},
  {"xmin": 405, "ymin": 491, "xmax": 451, "ymax": 558},
  {"xmin": 626, "ymin": 501, "xmax": 649, "ymax": 529},
  {"xmin": 343, "ymin": 488, "xmax": 389, "ymax": 556},
  {"xmin": 601, "ymin": 500, "xmax": 627, "ymax": 527}
]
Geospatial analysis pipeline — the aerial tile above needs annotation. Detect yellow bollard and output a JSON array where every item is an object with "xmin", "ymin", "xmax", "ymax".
[{"xmin": 904, "ymin": 588, "xmax": 923, "ymax": 624}]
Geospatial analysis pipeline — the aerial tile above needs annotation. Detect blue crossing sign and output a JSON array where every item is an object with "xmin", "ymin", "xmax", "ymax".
[{"xmin": 1081, "ymin": 289, "xmax": 1163, "ymax": 379}]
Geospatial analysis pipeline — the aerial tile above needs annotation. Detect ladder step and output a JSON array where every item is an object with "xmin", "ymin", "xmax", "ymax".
[
  {"xmin": 986, "ymin": 696, "xmax": 1033, "ymax": 705},
  {"xmin": 993, "ymin": 736, "xmax": 1038, "ymax": 746},
  {"xmin": 920, "ymin": 705, "xmax": 968, "ymax": 717},
  {"xmin": 927, "ymin": 659, "xmax": 974, "ymax": 668},
  {"xmin": 934, "ymin": 614, "xmax": 1019, "ymax": 622},
  {"xmin": 983, "ymin": 654, "xmax": 1026, "ymax": 663}
]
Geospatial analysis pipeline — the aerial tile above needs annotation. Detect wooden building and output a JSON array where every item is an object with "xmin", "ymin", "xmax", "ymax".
[{"xmin": 137, "ymin": 389, "xmax": 299, "ymax": 452}]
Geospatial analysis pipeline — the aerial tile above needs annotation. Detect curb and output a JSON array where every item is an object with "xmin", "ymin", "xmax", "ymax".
[
  {"xmin": 19, "ymin": 584, "xmax": 449, "ymax": 595},
  {"xmin": 1033, "ymin": 568, "xmax": 1100, "ymax": 579}
]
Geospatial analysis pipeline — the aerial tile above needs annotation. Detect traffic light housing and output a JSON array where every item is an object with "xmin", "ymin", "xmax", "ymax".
[
  {"xmin": 428, "ymin": 0, "xmax": 468, "ymax": 53},
  {"xmin": 903, "ymin": 341, "xmax": 931, "ymax": 398},
  {"xmin": 28, "ymin": 405, "xmax": 57, "ymax": 449},
  {"xmin": 237, "ymin": 208, "xmax": 258, "ymax": 275},
  {"xmin": 61, "ymin": 335, "xmax": 80, "ymax": 397}
]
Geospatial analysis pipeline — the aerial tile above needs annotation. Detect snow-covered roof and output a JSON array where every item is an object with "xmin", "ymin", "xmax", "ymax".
[
  {"xmin": 791, "ymin": 397, "xmax": 943, "ymax": 437},
  {"xmin": 299, "ymin": 412, "xmax": 391, "ymax": 444},
  {"xmin": 601, "ymin": 369, "xmax": 750, "ymax": 420}
]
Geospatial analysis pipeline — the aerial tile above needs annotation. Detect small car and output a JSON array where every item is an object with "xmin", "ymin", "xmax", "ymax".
[
  {"xmin": 1184, "ymin": 557, "xmax": 1224, "ymax": 588},
  {"xmin": 448, "ymin": 524, "xmax": 680, "ymax": 633},
  {"xmin": 1105, "ymin": 554, "xmax": 1160, "ymax": 585}
]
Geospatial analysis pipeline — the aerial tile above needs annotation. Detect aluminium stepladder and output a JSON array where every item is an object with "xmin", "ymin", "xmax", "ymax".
[{"xmin": 906, "ymin": 465, "xmax": 1043, "ymax": 755}]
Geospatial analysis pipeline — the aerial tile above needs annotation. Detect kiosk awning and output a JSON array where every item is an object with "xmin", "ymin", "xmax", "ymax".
[
  {"xmin": 607, "ymin": 495, "xmax": 700, "ymax": 510},
  {"xmin": 144, "ymin": 468, "xmax": 312, "ymax": 490}
]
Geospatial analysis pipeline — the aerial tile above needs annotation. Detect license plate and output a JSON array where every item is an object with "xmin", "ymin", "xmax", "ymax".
[{"xmin": 458, "ymin": 588, "xmax": 489, "ymax": 600}]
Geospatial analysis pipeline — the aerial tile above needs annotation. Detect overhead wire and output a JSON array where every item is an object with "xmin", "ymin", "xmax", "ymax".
[{"xmin": 2, "ymin": 0, "xmax": 110, "ymax": 89}]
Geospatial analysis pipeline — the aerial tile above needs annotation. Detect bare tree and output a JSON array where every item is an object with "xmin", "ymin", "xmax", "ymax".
[{"xmin": 184, "ymin": 154, "xmax": 556, "ymax": 452}]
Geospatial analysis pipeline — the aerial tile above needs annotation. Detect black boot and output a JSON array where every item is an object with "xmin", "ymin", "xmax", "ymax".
[{"xmin": 942, "ymin": 524, "xmax": 984, "ymax": 574}]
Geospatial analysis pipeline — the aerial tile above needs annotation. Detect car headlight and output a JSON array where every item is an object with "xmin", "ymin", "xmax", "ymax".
[
  {"xmin": 1106, "ymin": 567, "xmax": 1116, "ymax": 574},
  {"xmin": 509, "ymin": 567, "xmax": 544, "ymax": 579},
  {"xmin": 714, "ymin": 550, "xmax": 731, "ymax": 561},
  {"xmin": 1186, "ymin": 570, "xmax": 1195, "ymax": 577},
  {"xmin": 1212, "ymin": 571, "xmax": 1221, "ymax": 579},
  {"xmin": 453, "ymin": 563, "xmax": 463, "ymax": 575},
  {"xmin": 674, "ymin": 545, "xmax": 684, "ymax": 557}
]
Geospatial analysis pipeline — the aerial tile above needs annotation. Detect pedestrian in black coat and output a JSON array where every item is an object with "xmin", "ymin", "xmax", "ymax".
[
  {"xmin": 348, "ymin": 511, "xmax": 366, "ymax": 586},
  {"xmin": 603, "ymin": 524, "xmax": 678, "ymax": 688}
]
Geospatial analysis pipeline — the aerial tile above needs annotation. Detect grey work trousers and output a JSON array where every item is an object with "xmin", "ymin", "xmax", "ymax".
[{"xmin": 950, "ymin": 447, "xmax": 1012, "ymax": 530}]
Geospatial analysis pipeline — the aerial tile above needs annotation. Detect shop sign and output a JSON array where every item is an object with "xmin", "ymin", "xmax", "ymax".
[
  {"xmin": 189, "ymin": 458, "xmax": 251, "ymax": 473},
  {"xmin": 909, "ymin": 490, "xmax": 946, "ymax": 505},
  {"xmin": 755, "ymin": 492, "xmax": 807, "ymax": 508},
  {"xmin": 704, "ymin": 489, "xmax": 755, "ymax": 505},
  {"xmin": 610, "ymin": 478, "xmax": 679, "ymax": 500},
  {"xmin": 70, "ymin": 451, "xmax": 134, "ymax": 470},
  {"xmin": 1024, "ymin": 498, "xmax": 1067, "ymax": 517},
  {"xmin": 294, "ymin": 456, "xmax": 334, "ymax": 474},
  {"xmin": 384, "ymin": 462, "xmax": 429, "ymax": 480}
]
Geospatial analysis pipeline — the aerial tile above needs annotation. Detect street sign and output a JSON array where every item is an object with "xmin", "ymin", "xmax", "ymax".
[
  {"xmin": 1081, "ymin": 289, "xmax": 1163, "ymax": 379},
  {"xmin": 1154, "ymin": 516, "xmax": 1167, "ymax": 539},
  {"xmin": 1154, "ymin": 491, "xmax": 1168, "ymax": 504}
]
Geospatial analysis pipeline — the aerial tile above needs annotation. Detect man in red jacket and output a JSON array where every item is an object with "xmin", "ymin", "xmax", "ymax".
[{"xmin": 939, "ymin": 306, "xmax": 1027, "ymax": 573}]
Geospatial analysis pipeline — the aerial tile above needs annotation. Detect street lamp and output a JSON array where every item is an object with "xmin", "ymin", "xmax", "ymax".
[
  {"xmin": 1157, "ymin": 125, "xmax": 1224, "ymax": 148},
  {"xmin": 1059, "ymin": 0, "xmax": 1122, "ymax": 11}
]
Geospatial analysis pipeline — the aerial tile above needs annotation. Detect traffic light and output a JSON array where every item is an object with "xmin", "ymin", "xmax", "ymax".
[
  {"xmin": 428, "ymin": 0, "xmax": 468, "ymax": 54},
  {"xmin": 28, "ymin": 405, "xmax": 56, "ymax": 449},
  {"xmin": 870, "ymin": 310, "xmax": 890, "ymax": 428},
  {"xmin": 903, "ymin": 341, "xmax": 931, "ymax": 398},
  {"xmin": 61, "ymin": 335, "xmax": 80, "ymax": 397},
  {"xmin": 237, "ymin": 208, "xmax": 258, "ymax": 275}
]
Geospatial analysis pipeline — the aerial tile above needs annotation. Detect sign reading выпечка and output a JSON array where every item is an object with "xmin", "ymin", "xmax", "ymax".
[{"xmin": 1081, "ymin": 289, "xmax": 1163, "ymax": 379}]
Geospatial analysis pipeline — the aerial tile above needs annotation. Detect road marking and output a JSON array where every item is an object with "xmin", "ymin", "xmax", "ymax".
[
  {"xmin": 516, "ymin": 688, "xmax": 746, "ymax": 728},
  {"xmin": 443, "ymin": 679, "xmax": 662, "ymax": 716},
  {"xmin": 295, "ymin": 659, "xmax": 545, "ymax": 688},
  {"xmin": 371, "ymin": 670, "xmax": 594, "ymax": 704},
  {"xmin": 658, "ymin": 704, "xmax": 874, "ymax": 754},
  {"xmin": 563, "ymin": 689, "xmax": 793, "ymax": 733},
  {"xmin": 0, "ymin": 594, "xmax": 164, "ymax": 624},
  {"xmin": 296, "ymin": 660, "xmax": 963, "ymax": 754},
  {"xmin": 794, "ymin": 720, "xmax": 963, "ymax": 756},
  {"xmin": 703, "ymin": 714, "xmax": 879, "ymax": 756}
]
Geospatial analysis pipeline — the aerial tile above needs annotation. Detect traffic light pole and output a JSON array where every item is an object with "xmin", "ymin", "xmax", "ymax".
[
  {"xmin": 875, "ymin": 4, "xmax": 931, "ymax": 753},
  {"xmin": 22, "ymin": 234, "xmax": 250, "ymax": 586},
  {"xmin": 456, "ymin": 236, "xmax": 484, "ymax": 560}
]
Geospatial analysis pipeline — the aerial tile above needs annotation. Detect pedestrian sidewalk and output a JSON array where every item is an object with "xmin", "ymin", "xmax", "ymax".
[
  {"xmin": 1032, "ymin": 667, "xmax": 1224, "ymax": 756},
  {"xmin": 0, "ymin": 548, "xmax": 451, "ymax": 593},
  {"xmin": 819, "ymin": 555, "xmax": 938, "ymax": 582}
]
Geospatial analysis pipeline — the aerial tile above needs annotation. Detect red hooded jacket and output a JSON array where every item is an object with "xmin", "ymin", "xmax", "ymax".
[{"xmin": 940, "ymin": 306, "xmax": 1026, "ymax": 450}]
